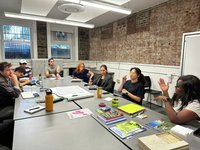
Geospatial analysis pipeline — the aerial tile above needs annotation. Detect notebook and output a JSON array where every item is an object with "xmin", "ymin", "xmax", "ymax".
[
  {"xmin": 118, "ymin": 103, "xmax": 145, "ymax": 115},
  {"xmin": 21, "ymin": 91, "xmax": 40, "ymax": 99},
  {"xmin": 109, "ymin": 120, "xmax": 146, "ymax": 139}
]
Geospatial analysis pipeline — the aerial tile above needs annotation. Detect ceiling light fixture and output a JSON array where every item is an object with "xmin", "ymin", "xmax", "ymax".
[
  {"xmin": 4, "ymin": 12, "xmax": 95, "ymax": 28},
  {"xmin": 58, "ymin": 3, "xmax": 85, "ymax": 13},
  {"xmin": 63, "ymin": 0, "xmax": 132, "ymax": 15}
]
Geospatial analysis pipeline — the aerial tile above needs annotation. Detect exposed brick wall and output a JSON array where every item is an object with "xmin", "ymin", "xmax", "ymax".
[
  {"xmin": 89, "ymin": 0, "xmax": 200, "ymax": 66},
  {"xmin": 78, "ymin": 27, "xmax": 90, "ymax": 60},
  {"xmin": 37, "ymin": 21, "xmax": 48, "ymax": 58}
]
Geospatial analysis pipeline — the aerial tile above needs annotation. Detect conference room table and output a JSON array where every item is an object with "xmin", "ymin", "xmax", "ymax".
[
  {"xmin": 14, "ymin": 77, "xmax": 80, "ymax": 120},
  {"xmin": 12, "ymin": 76, "xmax": 200, "ymax": 150},
  {"xmin": 13, "ymin": 113, "xmax": 130, "ymax": 150}
]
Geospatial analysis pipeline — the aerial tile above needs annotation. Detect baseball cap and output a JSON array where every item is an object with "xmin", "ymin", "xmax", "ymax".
[{"xmin": 19, "ymin": 59, "xmax": 27, "ymax": 64}]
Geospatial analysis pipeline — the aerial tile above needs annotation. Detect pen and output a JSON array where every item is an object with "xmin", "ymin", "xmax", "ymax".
[
  {"xmin": 136, "ymin": 123, "xmax": 143, "ymax": 129},
  {"xmin": 29, "ymin": 106, "xmax": 40, "ymax": 111}
]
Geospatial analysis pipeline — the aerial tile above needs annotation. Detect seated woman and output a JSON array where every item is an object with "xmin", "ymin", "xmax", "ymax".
[
  {"xmin": 118, "ymin": 67, "xmax": 145, "ymax": 105},
  {"xmin": 72, "ymin": 62, "xmax": 94, "ymax": 83},
  {"xmin": 92, "ymin": 65, "xmax": 113, "ymax": 93},
  {"xmin": 45, "ymin": 58, "xmax": 61, "ymax": 78},
  {"xmin": 156, "ymin": 75, "xmax": 200, "ymax": 124}
]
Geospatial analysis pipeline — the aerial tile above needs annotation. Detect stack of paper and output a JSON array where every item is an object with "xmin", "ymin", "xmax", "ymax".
[
  {"xmin": 118, "ymin": 103, "xmax": 145, "ymax": 115},
  {"xmin": 109, "ymin": 120, "xmax": 146, "ymax": 139},
  {"xmin": 66, "ymin": 108, "xmax": 93, "ymax": 119},
  {"xmin": 170, "ymin": 125, "xmax": 194, "ymax": 141},
  {"xmin": 97, "ymin": 109, "xmax": 126, "ymax": 125}
]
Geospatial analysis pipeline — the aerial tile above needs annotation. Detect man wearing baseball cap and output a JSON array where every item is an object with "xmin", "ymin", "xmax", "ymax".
[{"xmin": 19, "ymin": 59, "xmax": 32, "ymax": 78}]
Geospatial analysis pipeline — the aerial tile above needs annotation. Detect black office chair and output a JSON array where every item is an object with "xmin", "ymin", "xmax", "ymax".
[
  {"xmin": 69, "ymin": 68, "xmax": 76, "ymax": 76},
  {"xmin": 144, "ymin": 76, "xmax": 162, "ymax": 108},
  {"xmin": 0, "ymin": 106, "xmax": 14, "ymax": 121},
  {"xmin": 0, "ymin": 144, "xmax": 11, "ymax": 150},
  {"xmin": 110, "ymin": 81, "xmax": 116, "ymax": 93}
]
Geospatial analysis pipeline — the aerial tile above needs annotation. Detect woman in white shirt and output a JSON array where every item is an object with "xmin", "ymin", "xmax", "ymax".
[{"xmin": 156, "ymin": 75, "xmax": 200, "ymax": 124}]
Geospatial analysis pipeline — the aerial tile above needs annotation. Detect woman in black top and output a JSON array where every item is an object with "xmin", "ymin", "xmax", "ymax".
[
  {"xmin": 92, "ymin": 65, "xmax": 113, "ymax": 93},
  {"xmin": 72, "ymin": 62, "xmax": 94, "ymax": 83},
  {"xmin": 118, "ymin": 67, "xmax": 145, "ymax": 105}
]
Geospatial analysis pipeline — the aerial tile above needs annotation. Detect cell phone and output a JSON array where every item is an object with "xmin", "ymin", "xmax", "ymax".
[
  {"xmin": 33, "ymin": 93, "xmax": 40, "ymax": 97},
  {"xmin": 193, "ymin": 128, "xmax": 200, "ymax": 138}
]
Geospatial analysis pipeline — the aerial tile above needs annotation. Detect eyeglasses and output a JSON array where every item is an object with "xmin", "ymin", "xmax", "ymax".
[
  {"xmin": 175, "ymin": 84, "xmax": 181, "ymax": 88},
  {"xmin": 20, "ymin": 63, "xmax": 27, "ymax": 65}
]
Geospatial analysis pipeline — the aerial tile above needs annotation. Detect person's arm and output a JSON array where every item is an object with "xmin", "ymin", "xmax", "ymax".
[
  {"xmin": 118, "ymin": 75, "xmax": 127, "ymax": 92},
  {"xmin": 10, "ymin": 72, "xmax": 19, "ymax": 88},
  {"xmin": 155, "ymin": 96, "xmax": 199, "ymax": 124},
  {"xmin": 88, "ymin": 70, "xmax": 94, "ymax": 83},
  {"xmin": 28, "ymin": 67, "xmax": 32, "ymax": 77},
  {"xmin": 0, "ymin": 74, "xmax": 20, "ymax": 98},
  {"xmin": 56, "ymin": 65, "xmax": 61, "ymax": 77},
  {"xmin": 104, "ymin": 76, "xmax": 113, "ymax": 92},
  {"xmin": 45, "ymin": 68, "xmax": 55, "ymax": 78},
  {"xmin": 122, "ymin": 89, "xmax": 142, "ymax": 103},
  {"xmin": 20, "ymin": 79, "xmax": 31, "ymax": 87},
  {"xmin": 45, "ymin": 68, "xmax": 50, "ymax": 78},
  {"xmin": 91, "ymin": 74, "xmax": 99, "ymax": 85}
]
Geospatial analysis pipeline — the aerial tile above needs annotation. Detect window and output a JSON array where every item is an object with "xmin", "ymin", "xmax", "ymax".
[
  {"xmin": 51, "ymin": 44, "xmax": 71, "ymax": 59},
  {"xmin": 3, "ymin": 25, "xmax": 31, "ymax": 59},
  {"xmin": 51, "ymin": 31, "xmax": 72, "ymax": 59}
]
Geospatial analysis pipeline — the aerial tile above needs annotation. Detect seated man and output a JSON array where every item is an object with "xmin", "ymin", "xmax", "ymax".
[
  {"xmin": 14, "ymin": 67, "xmax": 30, "ymax": 88},
  {"xmin": 0, "ymin": 62, "xmax": 21, "ymax": 148},
  {"xmin": 45, "ymin": 58, "xmax": 61, "ymax": 78},
  {"xmin": 0, "ymin": 62, "xmax": 21, "ymax": 109},
  {"xmin": 19, "ymin": 59, "xmax": 32, "ymax": 78}
]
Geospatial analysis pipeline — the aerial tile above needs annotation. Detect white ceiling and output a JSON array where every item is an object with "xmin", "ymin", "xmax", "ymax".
[{"xmin": 0, "ymin": 0, "xmax": 168, "ymax": 27}]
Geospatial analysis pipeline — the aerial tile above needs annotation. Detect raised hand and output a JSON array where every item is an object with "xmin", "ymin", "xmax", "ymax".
[
  {"xmin": 122, "ymin": 75, "xmax": 127, "ymax": 83},
  {"xmin": 158, "ymin": 78, "xmax": 169, "ymax": 92}
]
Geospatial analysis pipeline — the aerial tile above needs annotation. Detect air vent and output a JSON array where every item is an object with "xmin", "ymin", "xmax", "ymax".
[{"xmin": 58, "ymin": 3, "xmax": 85, "ymax": 13}]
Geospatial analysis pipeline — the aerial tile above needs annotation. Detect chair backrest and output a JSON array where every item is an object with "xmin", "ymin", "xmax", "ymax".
[
  {"xmin": 69, "ymin": 68, "xmax": 76, "ymax": 76},
  {"xmin": 144, "ymin": 76, "xmax": 151, "ymax": 89},
  {"xmin": 111, "ymin": 81, "xmax": 116, "ymax": 93}
]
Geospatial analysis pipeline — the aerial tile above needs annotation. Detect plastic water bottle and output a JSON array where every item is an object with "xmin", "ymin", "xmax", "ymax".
[{"xmin": 38, "ymin": 74, "xmax": 43, "ymax": 86}]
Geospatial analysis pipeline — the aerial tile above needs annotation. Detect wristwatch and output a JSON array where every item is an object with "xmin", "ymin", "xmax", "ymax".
[
  {"xmin": 125, "ymin": 92, "xmax": 129, "ymax": 95},
  {"xmin": 163, "ymin": 97, "xmax": 170, "ymax": 102}
]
